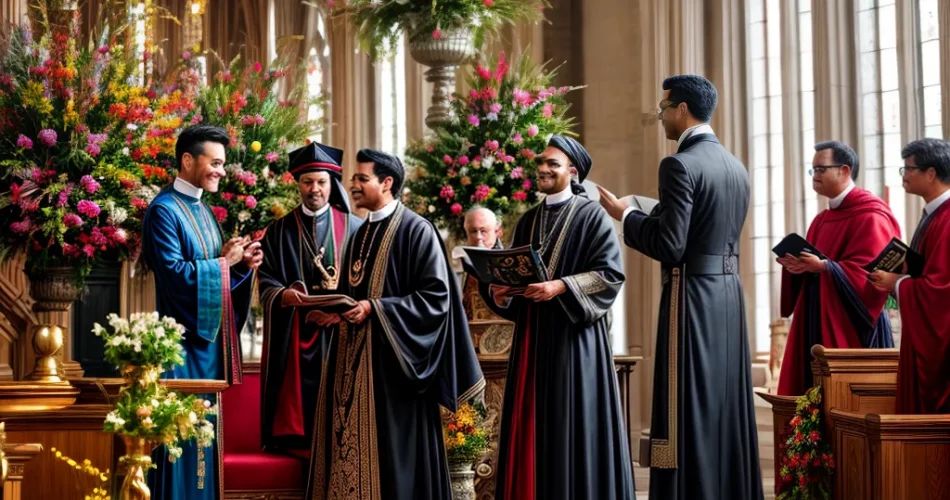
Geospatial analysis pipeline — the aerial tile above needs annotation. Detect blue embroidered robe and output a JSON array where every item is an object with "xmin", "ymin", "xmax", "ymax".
[{"xmin": 142, "ymin": 185, "xmax": 253, "ymax": 500}]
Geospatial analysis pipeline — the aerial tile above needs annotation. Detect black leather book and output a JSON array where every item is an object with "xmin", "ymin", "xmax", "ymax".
[
  {"xmin": 460, "ymin": 245, "xmax": 549, "ymax": 287},
  {"xmin": 772, "ymin": 233, "xmax": 827, "ymax": 260},
  {"xmin": 864, "ymin": 238, "xmax": 924, "ymax": 277}
]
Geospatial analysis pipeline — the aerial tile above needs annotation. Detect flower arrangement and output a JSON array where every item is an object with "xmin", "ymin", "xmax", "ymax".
[
  {"xmin": 137, "ymin": 48, "xmax": 322, "ymax": 239},
  {"xmin": 777, "ymin": 385, "xmax": 835, "ymax": 500},
  {"xmin": 403, "ymin": 51, "xmax": 579, "ymax": 239},
  {"xmin": 326, "ymin": 0, "xmax": 549, "ymax": 61},
  {"xmin": 443, "ymin": 401, "xmax": 489, "ymax": 465},
  {"xmin": 0, "ymin": 14, "xmax": 146, "ymax": 283},
  {"xmin": 94, "ymin": 312, "xmax": 215, "ymax": 464},
  {"xmin": 49, "ymin": 447, "xmax": 111, "ymax": 500}
]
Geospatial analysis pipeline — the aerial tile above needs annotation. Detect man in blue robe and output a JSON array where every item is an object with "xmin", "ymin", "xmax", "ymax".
[{"xmin": 142, "ymin": 124, "xmax": 261, "ymax": 500}]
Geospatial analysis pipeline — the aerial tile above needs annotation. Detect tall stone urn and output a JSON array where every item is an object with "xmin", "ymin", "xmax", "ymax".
[
  {"xmin": 449, "ymin": 461, "xmax": 476, "ymax": 500},
  {"xmin": 26, "ymin": 267, "xmax": 86, "ymax": 382},
  {"xmin": 407, "ymin": 27, "xmax": 477, "ymax": 129}
]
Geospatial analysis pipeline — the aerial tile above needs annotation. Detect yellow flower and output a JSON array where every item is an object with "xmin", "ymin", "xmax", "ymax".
[{"xmin": 250, "ymin": 141, "xmax": 262, "ymax": 153}]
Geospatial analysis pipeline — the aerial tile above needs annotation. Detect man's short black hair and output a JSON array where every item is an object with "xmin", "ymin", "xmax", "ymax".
[
  {"xmin": 815, "ymin": 140, "xmax": 860, "ymax": 180},
  {"xmin": 175, "ymin": 125, "xmax": 230, "ymax": 168},
  {"xmin": 662, "ymin": 74, "xmax": 719, "ymax": 122},
  {"xmin": 356, "ymin": 149, "xmax": 404, "ymax": 196},
  {"xmin": 902, "ymin": 138, "xmax": 950, "ymax": 184}
]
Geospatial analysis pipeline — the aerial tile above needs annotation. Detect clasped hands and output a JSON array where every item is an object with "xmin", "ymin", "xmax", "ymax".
[
  {"xmin": 221, "ymin": 235, "xmax": 263, "ymax": 270},
  {"xmin": 490, "ymin": 280, "xmax": 567, "ymax": 306},
  {"xmin": 301, "ymin": 301, "xmax": 372, "ymax": 327},
  {"xmin": 776, "ymin": 252, "xmax": 825, "ymax": 274}
]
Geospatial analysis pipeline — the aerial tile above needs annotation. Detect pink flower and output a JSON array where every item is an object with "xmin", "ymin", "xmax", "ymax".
[
  {"xmin": 469, "ymin": 89, "xmax": 479, "ymax": 99},
  {"xmin": 512, "ymin": 191, "xmax": 528, "ymax": 202},
  {"xmin": 112, "ymin": 228, "xmax": 128, "ymax": 244},
  {"xmin": 182, "ymin": 50, "xmax": 191, "ymax": 60},
  {"xmin": 512, "ymin": 89, "xmax": 532, "ymax": 107},
  {"xmin": 245, "ymin": 196, "xmax": 258, "ymax": 209},
  {"xmin": 221, "ymin": 192, "xmax": 234, "ymax": 202},
  {"xmin": 542, "ymin": 102, "xmax": 554, "ymax": 117},
  {"xmin": 527, "ymin": 124, "xmax": 539, "ymax": 137},
  {"xmin": 136, "ymin": 406, "xmax": 152, "ymax": 418},
  {"xmin": 62, "ymin": 243, "xmax": 79, "ymax": 257},
  {"xmin": 211, "ymin": 206, "xmax": 228, "ymax": 222},
  {"xmin": 472, "ymin": 185, "xmax": 491, "ymax": 202},
  {"xmin": 57, "ymin": 183, "xmax": 74, "ymax": 207},
  {"xmin": 426, "ymin": 145, "xmax": 435, "ymax": 153},
  {"xmin": 98, "ymin": 45, "xmax": 109, "ymax": 55},
  {"xmin": 440, "ymin": 185, "xmax": 455, "ymax": 201},
  {"xmin": 77, "ymin": 200, "xmax": 101, "ymax": 218},
  {"xmin": 489, "ymin": 102, "xmax": 502, "ymax": 114},
  {"xmin": 503, "ymin": 155, "xmax": 515, "ymax": 163},
  {"xmin": 217, "ymin": 107, "xmax": 225, "ymax": 115},
  {"xmin": 82, "ymin": 244, "xmax": 95, "ymax": 257},
  {"xmin": 510, "ymin": 167, "xmax": 524, "ymax": 179},
  {"xmin": 432, "ymin": 28, "xmax": 442, "ymax": 39},
  {"xmin": 265, "ymin": 152, "xmax": 279, "ymax": 163},
  {"xmin": 485, "ymin": 140, "xmax": 500, "ymax": 152},
  {"xmin": 239, "ymin": 171, "xmax": 258, "ymax": 186},
  {"xmin": 62, "ymin": 213, "xmax": 83, "ymax": 228},
  {"xmin": 483, "ymin": 0, "xmax": 494, "ymax": 6},
  {"xmin": 512, "ymin": 133, "xmax": 523, "ymax": 145},
  {"xmin": 191, "ymin": 114, "xmax": 203, "ymax": 124},
  {"xmin": 9, "ymin": 219, "xmax": 31, "ymax": 234},
  {"xmin": 132, "ymin": 198, "xmax": 148, "ymax": 211},
  {"xmin": 253, "ymin": 62, "xmax": 263, "ymax": 73},
  {"xmin": 520, "ymin": 148, "xmax": 536, "ymax": 160},
  {"xmin": 38, "ymin": 129, "xmax": 57, "ymax": 147},
  {"xmin": 468, "ymin": 115, "xmax": 480, "ymax": 127},
  {"xmin": 450, "ymin": 203, "xmax": 463, "ymax": 216},
  {"xmin": 80, "ymin": 175, "xmax": 100, "ymax": 194},
  {"xmin": 522, "ymin": 179, "xmax": 533, "ymax": 190},
  {"xmin": 16, "ymin": 134, "xmax": 32, "ymax": 149},
  {"xmin": 458, "ymin": 156, "xmax": 470, "ymax": 166},
  {"xmin": 443, "ymin": 155, "xmax": 454, "ymax": 165},
  {"xmin": 476, "ymin": 65, "xmax": 492, "ymax": 81}
]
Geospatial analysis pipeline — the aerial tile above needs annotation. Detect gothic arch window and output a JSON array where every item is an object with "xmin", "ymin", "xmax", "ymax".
[{"xmin": 918, "ymin": 0, "xmax": 942, "ymax": 139}]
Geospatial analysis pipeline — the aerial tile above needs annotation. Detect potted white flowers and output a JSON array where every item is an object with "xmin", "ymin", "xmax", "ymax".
[{"xmin": 94, "ymin": 312, "xmax": 214, "ymax": 499}]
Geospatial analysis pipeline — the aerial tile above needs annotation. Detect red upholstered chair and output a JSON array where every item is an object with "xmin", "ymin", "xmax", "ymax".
[{"xmin": 221, "ymin": 363, "xmax": 305, "ymax": 499}]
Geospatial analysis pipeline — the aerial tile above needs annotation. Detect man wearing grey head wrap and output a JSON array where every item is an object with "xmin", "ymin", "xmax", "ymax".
[{"xmin": 477, "ymin": 136, "xmax": 635, "ymax": 499}]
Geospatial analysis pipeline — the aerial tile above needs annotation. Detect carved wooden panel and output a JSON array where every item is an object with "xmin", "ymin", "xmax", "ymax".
[{"xmin": 837, "ymin": 431, "xmax": 869, "ymax": 499}]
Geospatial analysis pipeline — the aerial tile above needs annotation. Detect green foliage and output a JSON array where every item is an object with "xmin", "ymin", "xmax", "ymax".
[{"xmin": 776, "ymin": 385, "xmax": 836, "ymax": 500}]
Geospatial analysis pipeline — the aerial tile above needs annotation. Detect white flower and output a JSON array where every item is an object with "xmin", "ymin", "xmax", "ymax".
[
  {"xmin": 203, "ymin": 399, "xmax": 212, "ymax": 408},
  {"xmin": 496, "ymin": 175, "xmax": 505, "ymax": 185},
  {"xmin": 189, "ymin": 411, "xmax": 198, "ymax": 423},
  {"xmin": 110, "ymin": 336, "xmax": 124, "ymax": 346},
  {"xmin": 238, "ymin": 211, "xmax": 251, "ymax": 222},
  {"xmin": 92, "ymin": 323, "xmax": 105, "ymax": 337},
  {"xmin": 126, "ymin": 123, "xmax": 138, "ymax": 131},
  {"xmin": 141, "ymin": 417, "xmax": 153, "ymax": 429},
  {"xmin": 403, "ymin": 187, "xmax": 411, "ymax": 195},
  {"xmin": 481, "ymin": 156, "xmax": 495, "ymax": 169},
  {"xmin": 122, "ymin": 147, "xmax": 130, "ymax": 155},
  {"xmin": 486, "ymin": 112, "xmax": 498, "ymax": 121},
  {"xmin": 155, "ymin": 326, "xmax": 165, "ymax": 338},
  {"xmin": 261, "ymin": 166, "xmax": 270, "ymax": 178},
  {"xmin": 110, "ymin": 207, "xmax": 129, "ymax": 225},
  {"xmin": 459, "ymin": 167, "xmax": 469, "ymax": 177},
  {"xmin": 151, "ymin": 399, "xmax": 160, "ymax": 407},
  {"xmin": 427, "ymin": 205, "xmax": 436, "ymax": 213}
]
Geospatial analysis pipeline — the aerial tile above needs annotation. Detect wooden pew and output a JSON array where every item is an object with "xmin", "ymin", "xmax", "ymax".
[{"xmin": 832, "ymin": 409, "xmax": 950, "ymax": 500}]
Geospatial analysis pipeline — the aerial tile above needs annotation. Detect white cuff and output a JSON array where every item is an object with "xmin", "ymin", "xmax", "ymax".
[
  {"xmin": 622, "ymin": 206, "xmax": 638, "ymax": 223},
  {"xmin": 895, "ymin": 275, "xmax": 910, "ymax": 304}
]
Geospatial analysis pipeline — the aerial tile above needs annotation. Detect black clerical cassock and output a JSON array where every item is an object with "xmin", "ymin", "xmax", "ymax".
[
  {"xmin": 479, "ymin": 136, "xmax": 635, "ymax": 500},
  {"xmin": 306, "ymin": 150, "xmax": 484, "ymax": 500},
  {"xmin": 258, "ymin": 142, "xmax": 362, "ymax": 454}
]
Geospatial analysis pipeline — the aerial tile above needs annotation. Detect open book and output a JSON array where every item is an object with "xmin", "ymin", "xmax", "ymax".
[
  {"xmin": 864, "ymin": 237, "xmax": 924, "ymax": 277},
  {"xmin": 619, "ymin": 195, "xmax": 659, "ymax": 215},
  {"xmin": 281, "ymin": 281, "xmax": 358, "ymax": 314},
  {"xmin": 460, "ymin": 245, "xmax": 549, "ymax": 289}
]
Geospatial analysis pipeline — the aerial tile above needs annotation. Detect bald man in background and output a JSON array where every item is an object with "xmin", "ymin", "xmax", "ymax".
[{"xmin": 458, "ymin": 206, "xmax": 505, "ymax": 323}]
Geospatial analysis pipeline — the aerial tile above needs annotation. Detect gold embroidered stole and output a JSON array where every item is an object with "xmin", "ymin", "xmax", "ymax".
[{"xmin": 310, "ymin": 206, "xmax": 404, "ymax": 500}]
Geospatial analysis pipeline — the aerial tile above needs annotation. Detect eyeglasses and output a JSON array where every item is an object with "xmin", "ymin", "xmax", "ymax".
[
  {"xmin": 807, "ymin": 165, "xmax": 844, "ymax": 176},
  {"xmin": 899, "ymin": 165, "xmax": 927, "ymax": 176},
  {"xmin": 656, "ymin": 100, "xmax": 680, "ymax": 120}
]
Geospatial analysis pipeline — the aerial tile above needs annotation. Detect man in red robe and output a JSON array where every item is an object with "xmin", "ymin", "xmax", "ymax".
[
  {"xmin": 777, "ymin": 141, "xmax": 900, "ymax": 396},
  {"xmin": 870, "ymin": 138, "xmax": 950, "ymax": 414}
]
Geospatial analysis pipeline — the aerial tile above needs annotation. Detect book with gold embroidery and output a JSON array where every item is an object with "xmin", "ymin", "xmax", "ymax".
[
  {"xmin": 864, "ymin": 237, "xmax": 924, "ymax": 277},
  {"xmin": 281, "ymin": 281, "xmax": 358, "ymax": 313},
  {"xmin": 460, "ymin": 245, "xmax": 549, "ymax": 287}
]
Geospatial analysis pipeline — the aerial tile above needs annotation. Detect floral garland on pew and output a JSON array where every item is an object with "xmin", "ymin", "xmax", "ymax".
[{"xmin": 776, "ymin": 385, "xmax": 836, "ymax": 500}]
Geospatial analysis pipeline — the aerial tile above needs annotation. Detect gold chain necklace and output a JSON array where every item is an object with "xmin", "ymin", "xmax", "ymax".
[{"xmin": 348, "ymin": 221, "xmax": 382, "ymax": 287}]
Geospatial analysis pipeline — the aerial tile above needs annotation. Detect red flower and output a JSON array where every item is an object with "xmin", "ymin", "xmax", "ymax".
[
  {"xmin": 132, "ymin": 198, "xmax": 149, "ymax": 211},
  {"xmin": 252, "ymin": 229, "xmax": 266, "ymax": 241},
  {"xmin": 512, "ymin": 191, "xmax": 528, "ymax": 202},
  {"xmin": 812, "ymin": 457, "xmax": 821, "ymax": 467},
  {"xmin": 799, "ymin": 475, "xmax": 808, "ymax": 488},
  {"xmin": 790, "ymin": 416, "xmax": 802, "ymax": 427},
  {"xmin": 221, "ymin": 192, "xmax": 235, "ymax": 202},
  {"xmin": 809, "ymin": 431, "xmax": 820, "ymax": 442},
  {"xmin": 211, "ymin": 206, "xmax": 228, "ymax": 222},
  {"xmin": 450, "ymin": 203, "xmax": 463, "ymax": 216}
]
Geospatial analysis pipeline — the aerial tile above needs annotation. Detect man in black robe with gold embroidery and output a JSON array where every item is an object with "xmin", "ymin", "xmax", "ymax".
[
  {"xmin": 257, "ymin": 142, "xmax": 362, "ymax": 457},
  {"xmin": 479, "ymin": 136, "xmax": 635, "ymax": 500},
  {"xmin": 304, "ymin": 149, "xmax": 484, "ymax": 500},
  {"xmin": 599, "ymin": 74, "xmax": 764, "ymax": 500}
]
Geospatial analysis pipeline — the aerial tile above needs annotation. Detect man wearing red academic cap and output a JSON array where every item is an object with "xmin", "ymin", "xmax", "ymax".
[{"xmin": 257, "ymin": 142, "xmax": 362, "ymax": 456}]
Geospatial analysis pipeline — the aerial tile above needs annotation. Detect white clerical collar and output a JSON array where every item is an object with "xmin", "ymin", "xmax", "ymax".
[
  {"xmin": 173, "ymin": 177, "xmax": 203, "ymax": 200},
  {"xmin": 545, "ymin": 184, "xmax": 574, "ymax": 205},
  {"xmin": 677, "ymin": 123, "xmax": 714, "ymax": 148},
  {"xmin": 301, "ymin": 203, "xmax": 330, "ymax": 218},
  {"xmin": 829, "ymin": 180, "xmax": 855, "ymax": 210},
  {"xmin": 925, "ymin": 188, "xmax": 950, "ymax": 217},
  {"xmin": 368, "ymin": 199, "xmax": 399, "ymax": 222}
]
